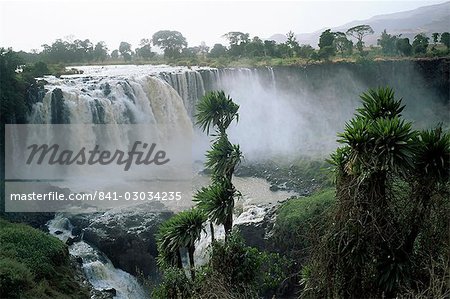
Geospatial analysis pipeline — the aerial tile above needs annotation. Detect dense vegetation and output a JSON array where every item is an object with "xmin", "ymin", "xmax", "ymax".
[
  {"xmin": 6, "ymin": 27, "xmax": 450, "ymax": 70},
  {"xmin": 302, "ymin": 88, "xmax": 450, "ymax": 298},
  {"xmin": 0, "ymin": 49, "xmax": 48, "ymax": 213},
  {"xmin": 0, "ymin": 218, "xmax": 89, "ymax": 298},
  {"xmin": 153, "ymin": 87, "xmax": 449, "ymax": 298},
  {"xmin": 1, "ymin": 30, "xmax": 449, "ymax": 298}
]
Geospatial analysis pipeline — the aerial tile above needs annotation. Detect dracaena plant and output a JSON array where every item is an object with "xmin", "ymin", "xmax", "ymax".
[
  {"xmin": 356, "ymin": 87, "xmax": 405, "ymax": 120},
  {"xmin": 413, "ymin": 126, "xmax": 450, "ymax": 183},
  {"xmin": 194, "ymin": 91, "xmax": 242, "ymax": 241},
  {"xmin": 156, "ymin": 208, "xmax": 206, "ymax": 280},
  {"xmin": 193, "ymin": 181, "xmax": 241, "ymax": 237}
]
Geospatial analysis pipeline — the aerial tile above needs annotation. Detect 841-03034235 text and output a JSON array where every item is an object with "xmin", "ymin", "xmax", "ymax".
[{"xmin": 9, "ymin": 191, "xmax": 183, "ymax": 201}]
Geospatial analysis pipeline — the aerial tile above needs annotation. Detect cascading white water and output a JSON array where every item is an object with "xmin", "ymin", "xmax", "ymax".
[
  {"xmin": 193, "ymin": 204, "xmax": 274, "ymax": 266},
  {"xmin": 29, "ymin": 73, "xmax": 192, "ymax": 130},
  {"xmin": 23, "ymin": 67, "xmax": 201, "ymax": 197},
  {"xmin": 27, "ymin": 67, "xmax": 206, "ymax": 299},
  {"xmin": 47, "ymin": 214, "xmax": 149, "ymax": 299},
  {"xmin": 160, "ymin": 71, "xmax": 206, "ymax": 119}
]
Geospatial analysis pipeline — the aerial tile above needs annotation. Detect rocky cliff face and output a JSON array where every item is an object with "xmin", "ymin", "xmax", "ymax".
[
  {"xmin": 266, "ymin": 59, "xmax": 449, "ymax": 127},
  {"xmin": 68, "ymin": 203, "xmax": 173, "ymax": 279}
]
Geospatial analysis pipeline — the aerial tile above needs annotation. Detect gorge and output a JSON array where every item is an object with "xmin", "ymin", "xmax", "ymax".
[{"xmin": 12, "ymin": 58, "xmax": 450, "ymax": 297}]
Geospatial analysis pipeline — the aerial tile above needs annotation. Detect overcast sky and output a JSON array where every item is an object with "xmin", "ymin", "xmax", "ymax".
[{"xmin": 0, "ymin": 0, "xmax": 447, "ymax": 52}]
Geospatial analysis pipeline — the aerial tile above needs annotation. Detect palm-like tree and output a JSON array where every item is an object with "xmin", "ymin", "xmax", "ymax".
[
  {"xmin": 324, "ymin": 87, "xmax": 418, "ymax": 296},
  {"xmin": 156, "ymin": 208, "xmax": 206, "ymax": 280},
  {"xmin": 404, "ymin": 126, "xmax": 450, "ymax": 254},
  {"xmin": 414, "ymin": 126, "xmax": 450, "ymax": 183},
  {"xmin": 338, "ymin": 87, "xmax": 415, "ymax": 177},
  {"xmin": 195, "ymin": 91, "xmax": 242, "ymax": 240}
]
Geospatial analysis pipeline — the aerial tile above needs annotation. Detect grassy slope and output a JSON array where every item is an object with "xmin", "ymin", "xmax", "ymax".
[
  {"xmin": 0, "ymin": 218, "xmax": 89, "ymax": 299},
  {"xmin": 271, "ymin": 188, "xmax": 335, "ymax": 260}
]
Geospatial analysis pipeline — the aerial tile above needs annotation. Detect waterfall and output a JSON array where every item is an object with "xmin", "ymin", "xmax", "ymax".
[
  {"xmin": 29, "ymin": 74, "xmax": 192, "ymax": 129},
  {"xmin": 28, "ymin": 63, "xmax": 448, "ymax": 163},
  {"xmin": 267, "ymin": 66, "xmax": 277, "ymax": 90},
  {"xmin": 47, "ymin": 214, "xmax": 149, "ymax": 299},
  {"xmin": 160, "ymin": 70, "xmax": 206, "ymax": 119},
  {"xmin": 193, "ymin": 204, "xmax": 272, "ymax": 266}
]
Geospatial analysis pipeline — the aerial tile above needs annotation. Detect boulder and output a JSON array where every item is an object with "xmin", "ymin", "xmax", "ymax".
[
  {"xmin": 235, "ymin": 204, "xmax": 278, "ymax": 251},
  {"xmin": 66, "ymin": 235, "xmax": 82, "ymax": 246},
  {"xmin": 68, "ymin": 203, "xmax": 173, "ymax": 279}
]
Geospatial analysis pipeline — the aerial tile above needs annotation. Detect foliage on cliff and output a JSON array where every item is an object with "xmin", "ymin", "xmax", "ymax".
[{"xmin": 0, "ymin": 218, "xmax": 90, "ymax": 298}]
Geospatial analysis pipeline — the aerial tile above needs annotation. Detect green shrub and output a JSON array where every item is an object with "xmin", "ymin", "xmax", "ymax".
[
  {"xmin": 257, "ymin": 252, "xmax": 292, "ymax": 297},
  {"xmin": 0, "ymin": 218, "xmax": 89, "ymax": 298},
  {"xmin": 205, "ymin": 231, "xmax": 290, "ymax": 297},
  {"xmin": 0, "ymin": 218, "xmax": 68, "ymax": 279},
  {"xmin": 272, "ymin": 188, "xmax": 335, "ymax": 259},
  {"xmin": 209, "ymin": 232, "xmax": 261, "ymax": 287},
  {"xmin": 0, "ymin": 257, "xmax": 34, "ymax": 298},
  {"xmin": 152, "ymin": 267, "xmax": 192, "ymax": 299}
]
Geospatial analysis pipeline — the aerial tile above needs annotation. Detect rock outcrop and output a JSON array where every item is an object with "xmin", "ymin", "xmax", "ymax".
[{"xmin": 69, "ymin": 203, "xmax": 173, "ymax": 279}]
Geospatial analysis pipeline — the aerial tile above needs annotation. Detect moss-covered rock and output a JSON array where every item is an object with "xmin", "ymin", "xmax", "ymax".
[{"xmin": 270, "ymin": 188, "xmax": 335, "ymax": 258}]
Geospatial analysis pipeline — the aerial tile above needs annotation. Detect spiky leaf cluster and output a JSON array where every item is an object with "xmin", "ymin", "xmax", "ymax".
[
  {"xmin": 357, "ymin": 87, "xmax": 405, "ymax": 120},
  {"xmin": 334, "ymin": 87, "xmax": 415, "ymax": 176},
  {"xmin": 205, "ymin": 136, "xmax": 242, "ymax": 179},
  {"xmin": 414, "ymin": 126, "xmax": 450, "ymax": 182},
  {"xmin": 193, "ymin": 182, "xmax": 239, "ymax": 226},
  {"xmin": 156, "ymin": 208, "xmax": 206, "ymax": 267},
  {"xmin": 195, "ymin": 90, "xmax": 239, "ymax": 135}
]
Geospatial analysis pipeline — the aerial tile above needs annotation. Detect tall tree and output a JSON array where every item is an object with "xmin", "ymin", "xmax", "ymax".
[
  {"xmin": 223, "ymin": 32, "xmax": 249, "ymax": 57},
  {"xmin": 194, "ymin": 91, "xmax": 242, "ymax": 240},
  {"xmin": 198, "ymin": 41, "xmax": 209, "ymax": 58},
  {"xmin": 245, "ymin": 36, "xmax": 265, "ymax": 57},
  {"xmin": 42, "ymin": 39, "xmax": 70, "ymax": 63},
  {"xmin": 285, "ymin": 31, "xmax": 300, "ymax": 57},
  {"xmin": 209, "ymin": 43, "xmax": 227, "ymax": 58},
  {"xmin": 396, "ymin": 37, "xmax": 412, "ymax": 56},
  {"xmin": 403, "ymin": 127, "xmax": 449, "ymax": 256},
  {"xmin": 412, "ymin": 33, "xmax": 429, "ymax": 55},
  {"xmin": 431, "ymin": 32, "xmax": 440, "ymax": 50},
  {"xmin": 377, "ymin": 29, "xmax": 398, "ymax": 55},
  {"xmin": 312, "ymin": 87, "xmax": 416, "ymax": 297},
  {"xmin": 135, "ymin": 38, "xmax": 155, "ymax": 60},
  {"xmin": 263, "ymin": 40, "xmax": 277, "ymax": 57},
  {"xmin": 0, "ymin": 49, "xmax": 36, "ymax": 211},
  {"xmin": 223, "ymin": 32, "xmax": 249, "ymax": 46},
  {"xmin": 93, "ymin": 41, "xmax": 108, "ymax": 61},
  {"xmin": 110, "ymin": 49, "xmax": 119, "ymax": 60},
  {"xmin": 77, "ymin": 39, "xmax": 94, "ymax": 61},
  {"xmin": 156, "ymin": 208, "xmax": 206, "ymax": 280},
  {"xmin": 318, "ymin": 29, "xmax": 335, "ymax": 60},
  {"xmin": 152, "ymin": 30, "xmax": 187, "ymax": 59},
  {"xmin": 440, "ymin": 32, "xmax": 450, "ymax": 52},
  {"xmin": 297, "ymin": 44, "xmax": 315, "ymax": 59},
  {"xmin": 346, "ymin": 24, "xmax": 374, "ymax": 54},
  {"xmin": 119, "ymin": 41, "xmax": 132, "ymax": 61},
  {"xmin": 0, "ymin": 49, "xmax": 28, "ymax": 125},
  {"xmin": 334, "ymin": 32, "xmax": 353, "ymax": 57}
]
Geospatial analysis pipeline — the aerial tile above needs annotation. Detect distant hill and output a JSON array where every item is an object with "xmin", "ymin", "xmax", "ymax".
[{"xmin": 268, "ymin": 1, "xmax": 450, "ymax": 47}]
